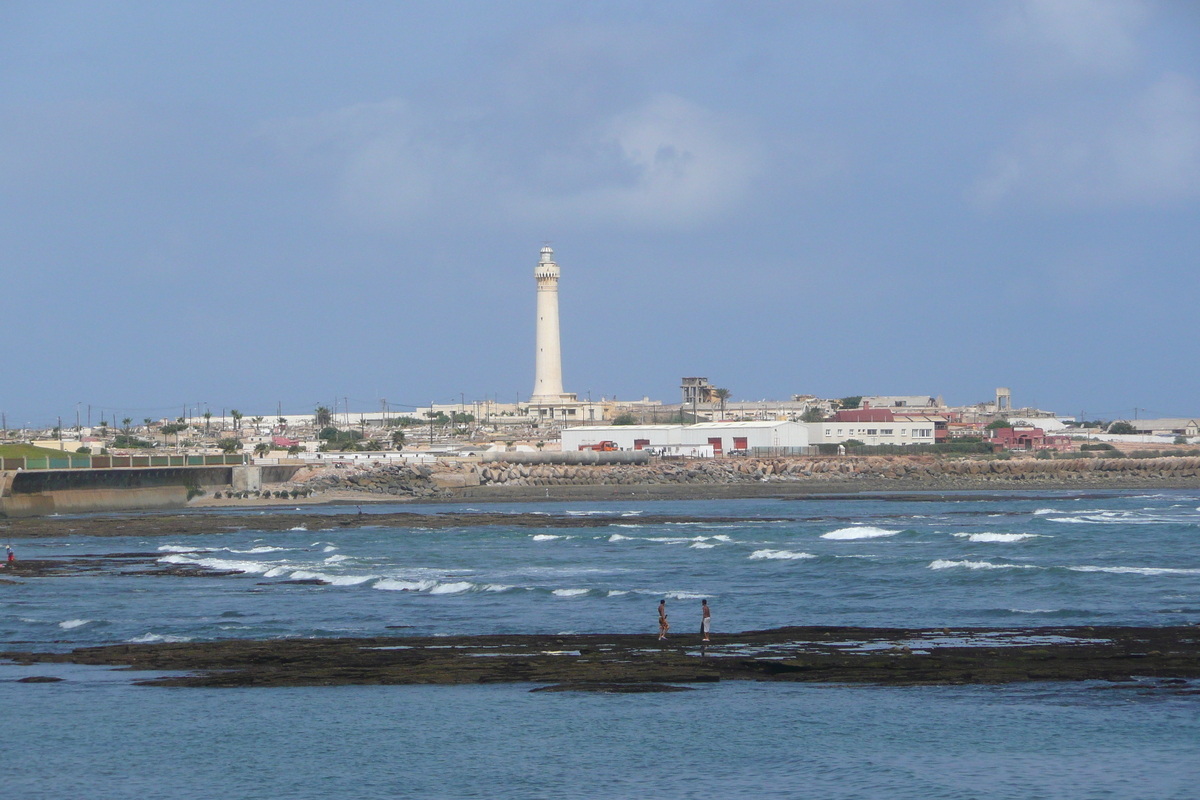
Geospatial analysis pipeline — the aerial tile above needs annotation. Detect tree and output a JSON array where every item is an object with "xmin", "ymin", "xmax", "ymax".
[
  {"xmin": 800, "ymin": 407, "xmax": 825, "ymax": 423},
  {"xmin": 838, "ymin": 396, "xmax": 862, "ymax": 410},
  {"xmin": 1175, "ymin": 435, "xmax": 1188, "ymax": 445},
  {"xmin": 143, "ymin": 418, "xmax": 153, "ymax": 429},
  {"xmin": 287, "ymin": 443, "xmax": 303, "ymax": 457},
  {"xmin": 253, "ymin": 442, "xmax": 271, "ymax": 458},
  {"xmin": 218, "ymin": 438, "xmax": 242, "ymax": 454},
  {"xmin": 122, "ymin": 417, "xmax": 132, "ymax": 434},
  {"xmin": 203, "ymin": 410, "xmax": 212, "ymax": 434},
  {"xmin": 230, "ymin": 410, "xmax": 243, "ymax": 431},
  {"xmin": 712, "ymin": 388, "xmax": 731, "ymax": 419},
  {"xmin": 1108, "ymin": 421, "xmax": 1136, "ymax": 435},
  {"xmin": 986, "ymin": 419, "xmax": 1010, "ymax": 430},
  {"xmin": 612, "ymin": 413, "xmax": 637, "ymax": 425},
  {"xmin": 314, "ymin": 406, "xmax": 332, "ymax": 427},
  {"xmin": 392, "ymin": 430, "xmax": 406, "ymax": 450},
  {"xmin": 252, "ymin": 416, "xmax": 264, "ymax": 428}
]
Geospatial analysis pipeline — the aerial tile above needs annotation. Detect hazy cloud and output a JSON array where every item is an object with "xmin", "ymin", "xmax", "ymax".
[
  {"xmin": 258, "ymin": 93, "xmax": 760, "ymax": 230},
  {"xmin": 995, "ymin": 0, "xmax": 1149, "ymax": 76},
  {"xmin": 972, "ymin": 72, "xmax": 1200, "ymax": 208}
]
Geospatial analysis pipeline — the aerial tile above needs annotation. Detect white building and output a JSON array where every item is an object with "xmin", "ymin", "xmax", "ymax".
[
  {"xmin": 808, "ymin": 416, "xmax": 938, "ymax": 447},
  {"xmin": 561, "ymin": 420, "xmax": 812, "ymax": 455}
]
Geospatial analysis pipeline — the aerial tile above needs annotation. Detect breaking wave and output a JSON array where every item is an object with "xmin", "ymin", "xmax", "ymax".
[
  {"xmin": 821, "ymin": 526, "xmax": 899, "ymax": 540},
  {"xmin": 1068, "ymin": 566, "xmax": 1200, "ymax": 576},
  {"xmin": 929, "ymin": 559, "xmax": 1038, "ymax": 570},
  {"xmin": 952, "ymin": 533, "xmax": 1042, "ymax": 543},
  {"xmin": 58, "ymin": 619, "xmax": 90, "ymax": 630},
  {"xmin": 749, "ymin": 549, "xmax": 816, "ymax": 560}
]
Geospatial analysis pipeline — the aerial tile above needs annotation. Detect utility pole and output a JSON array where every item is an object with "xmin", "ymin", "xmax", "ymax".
[
  {"xmin": 429, "ymin": 401, "xmax": 434, "ymax": 447},
  {"xmin": 87, "ymin": 404, "xmax": 91, "ymax": 427},
  {"xmin": 57, "ymin": 416, "xmax": 62, "ymax": 449},
  {"xmin": 76, "ymin": 403, "xmax": 80, "ymax": 432}
]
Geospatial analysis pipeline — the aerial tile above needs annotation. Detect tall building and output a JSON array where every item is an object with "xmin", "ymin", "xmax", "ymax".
[{"xmin": 532, "ymin": 245, "xmax": 571, "ymax": 402}]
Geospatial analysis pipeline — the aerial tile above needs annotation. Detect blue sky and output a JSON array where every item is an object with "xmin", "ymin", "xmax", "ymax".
[{"xmin": 2, "ymin": 1, "xmax": 1197, "ymax": 426}]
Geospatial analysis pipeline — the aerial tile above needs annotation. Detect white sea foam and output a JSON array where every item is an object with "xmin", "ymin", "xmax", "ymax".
[
  {"xmin": 128, "ymin": 633, "xmax": 192, "ymax": 644},
  {"xmin": 263, "ymin": 566, "xmax": 291, "ymax": 578},
  {"xmin": 821, "ymin": 526, "xmax": 899, "ymax": 540},
  {"xmin": 58, "ymin": 619, "xmax": 90, "ymax": 629},
  {"xmin": 288, "ymin": 570, "xmax": 375, "ymax": 586},
  {"xmin": 323, "ymin": 545, "xmax": 338, "ymax": 552},
  {"xmin": 664, "ymin": 591, "xmax": 708, "ymax": 600},
  {"xmin": 690, "ymin": 542, "xmax": 716, "ymax": 549},
  {"xmin": 929, "ymin": 559, "xmax": 1037, "ymax": 570},
  {"xmin": 374, "ymin": 578, "xmax": 438, "ymax": 592},
  {"xmin": 1009, "ymin": 608, "xmax": 1061, "ymax": 614},
  {"xmin": 952, "ymin": 533, "xmax": 1042, "ymax": 543},
  {"xmin": 1033, "ymin": 508, "xmax": 1059, "ymax": 516},
  {"xmin": 229, "ymin": 546, "xmax": 290, "ymax": 554},
  {"xmin": 324, "ymin": 554, "xmax": 350, "ymax": 563},
  {"xmin": 749, "ymin": 549, "xmax": 816, "ymax": 560},
  {"xmin": 430, "ymin": 581, "xmax": 474, "ymax": 595},
  {"xmin": 532, "ymin": 534, "xmax": 565, "ymax": 541},
  {"xmin": 711, "ymin": 535, "xmax": 733, "ymax": 542},
  {"xmin": 608, "ymin": 533, "xmax": 632, "ymax": 542},
  {"xmin": 289, "ymin": 525, "xmax": 307, "ymax": 531},
  {"xmin": 481, "ymin": 584, "xmax": 514, "ymax": 592},
  {"xmin": 157, "ymin": 545, "xmax": 209, "ymax": 553},
  {"xmin": 566, "ymin": 510, "xmax": 614, "ymax": 516},
  {"xmin": 157, "ymin": 554, "xmax": 273, "ymax": 574},
  {"xmin": 1068, "ymin": 566, "xmax": 1200, "ymax": 576},
  {"xmin": 607, "ymin": 590, "xmax": 630, "ymax": 596},
  {"xmin": 620, "ymin": 511, "xmax": 643, "ymax": 517},
  {"xmin": 612, "ymin": 524, "xmax": 643, "ymax": 529},
  {"xmin": 552, "ymin": 588, "xmax": 590, "ymax": 597}
]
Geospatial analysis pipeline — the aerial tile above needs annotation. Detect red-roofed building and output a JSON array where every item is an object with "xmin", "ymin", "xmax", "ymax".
[{"xmin": 987, "ymin": 427, "xmax": 1073, "ymax": 452}]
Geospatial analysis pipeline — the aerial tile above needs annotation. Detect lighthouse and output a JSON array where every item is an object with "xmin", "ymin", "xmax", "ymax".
[{"xmin": 531, "ymin": 245, "xmax": 568, "ymax": 402}]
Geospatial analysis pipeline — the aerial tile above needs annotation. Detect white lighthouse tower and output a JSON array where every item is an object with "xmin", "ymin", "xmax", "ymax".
[{"xmin": 531, "ymin": 244, "xmax": 569, "ymax": 402}]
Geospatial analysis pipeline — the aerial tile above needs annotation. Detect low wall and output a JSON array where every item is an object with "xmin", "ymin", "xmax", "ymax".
[
  {"xmin": 0, "ymin": 464, "xmax": 303, "ymax": 517},
  {"xmin": 482, "ymin": 451, "xmax": 651, "ymax": 465},
  {"xmin": 0, "ymin": 486, "xmax": 188, "ymax": 517}
]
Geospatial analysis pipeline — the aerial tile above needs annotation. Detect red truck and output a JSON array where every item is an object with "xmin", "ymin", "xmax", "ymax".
[{"xmin": 578, "ymin": 441, "xmax": 618, "ymax": 452}]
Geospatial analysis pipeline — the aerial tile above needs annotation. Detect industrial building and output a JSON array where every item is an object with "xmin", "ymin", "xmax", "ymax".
[{"xmin": 560, "ymin": 420, "xmax": 812, "ymax": 456}]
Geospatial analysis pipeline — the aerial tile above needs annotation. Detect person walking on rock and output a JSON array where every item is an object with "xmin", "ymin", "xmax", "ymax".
[
  {"xmin": 701, "ymin": 598, "xmax": 711, "ymax": 642},
  {"xmin": 658, "ymin": 599, "xmax": 669, "ymax": 640}
]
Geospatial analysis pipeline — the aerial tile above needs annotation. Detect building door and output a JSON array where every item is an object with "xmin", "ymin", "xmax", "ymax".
[
  {"xmin": 633, "ymin": 439, "xmax": 650, "ymax": 450},
  {"xmin": 733, "ymin": 437, "xmax": 748, "ymax": 451},
  {"xmin": 708, "ymin": 437, "xmax": 723, "ymax": 455}
]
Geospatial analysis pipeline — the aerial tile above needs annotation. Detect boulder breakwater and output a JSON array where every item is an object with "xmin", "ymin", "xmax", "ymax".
[{"xmin": 288, "ymin": 454, "xmax": 1200, "ymax": 500}]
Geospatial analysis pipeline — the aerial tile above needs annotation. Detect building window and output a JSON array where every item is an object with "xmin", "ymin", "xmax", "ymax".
[
  {"xmin": 825, "ymin": 429, "xmax": 831, "ymax": 436},
  {"xmin": 866, "ymin": 429, "xmax": 877, "ymax": 436},
  {"xmin": 880, "ymin": 429, "xmax": 893, "ymax": 435},
  {"xmin": 901, "ymin": 429, "xmax": 907, "ymax": 436}
]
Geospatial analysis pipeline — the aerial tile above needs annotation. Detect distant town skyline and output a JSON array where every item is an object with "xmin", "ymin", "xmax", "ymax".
[{"xmin": 2, "ymin": 2, "xmax": 1197, "ymax": 424}]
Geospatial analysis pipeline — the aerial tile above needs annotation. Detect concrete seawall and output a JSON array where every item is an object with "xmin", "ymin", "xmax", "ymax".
[{"xmin": 0, "ymin": 464, "xmax": 303, "ymax": 517}]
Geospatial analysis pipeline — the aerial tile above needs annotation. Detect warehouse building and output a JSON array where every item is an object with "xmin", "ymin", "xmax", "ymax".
[{"xmin": 560, "ymin": 420, "xmax": 812, "ymax": 456}]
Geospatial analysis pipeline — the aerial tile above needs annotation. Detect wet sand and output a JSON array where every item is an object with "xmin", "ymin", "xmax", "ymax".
[{"xmin": 5, "ymin": 626, "xmax": 1199, "ymax": 690}]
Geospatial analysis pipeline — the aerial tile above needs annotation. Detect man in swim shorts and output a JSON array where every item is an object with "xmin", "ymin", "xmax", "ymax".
[
  {"xmin": 658, "ymin": 599, "xmax": 669, "ymax": 640},
  {"xmin": 701, "ymin": 598, "xmax": 711, "ymax": 642}
]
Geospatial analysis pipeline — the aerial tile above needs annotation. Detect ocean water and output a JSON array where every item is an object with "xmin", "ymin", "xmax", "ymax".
[{"xmin": 3, "ymin": 490, "xmax": 1199, "ymax": 798}]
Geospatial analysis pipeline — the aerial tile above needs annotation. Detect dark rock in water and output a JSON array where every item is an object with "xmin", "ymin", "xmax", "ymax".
[
  {"xmin": 531, "ymin": 683, "xmax": 693, "ymax": 693},
  {"xmin": 17, "ymin": 676, "xmax": 63, "ymax": 683}
]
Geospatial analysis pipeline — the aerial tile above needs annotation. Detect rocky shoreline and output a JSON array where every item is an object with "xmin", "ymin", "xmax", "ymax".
[
  {"xmin": 282, "ymin": 454, "xmax": 1200, "ymax": 503},
  {"xmin": 6, "ymin": 626, "xmax": 1199, "ymax": 690}
]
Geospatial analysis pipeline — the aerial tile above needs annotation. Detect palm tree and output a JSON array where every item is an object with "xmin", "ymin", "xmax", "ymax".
[
  {"xmin": 203, "ymin": 410, "xmax": 212, "ymax": 434},
  {"xmin": 253, "ymin": 442, "xmax": 271, "ymax": 458},
  {"xmin": 230, "ymin": 410, "xmax": 243, "ymax": 431},
  {"xmin": 314, "ymin": 406, "xmax": 332, "ymax": 427},
  {"xmin": 287, "ymin": 443, "xmax": 302, "ymax": 457},
  {"xmin": 712, "ymin": 388, "xmax": 731, "ymax": 420},
  {"xmin": 143, "ymin": 418, "xmax": 153, "ymax": 429},
  {"xmin": 122, "ymin": 417, "xmax": 132, "ymax": 434},
  {"xmin": 252, "ymin": 416, "xmax": 264, "ymax": 428},
  {"xmin": 391, "ymin": 430, "xmax": 406, "ymax": 450}
]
